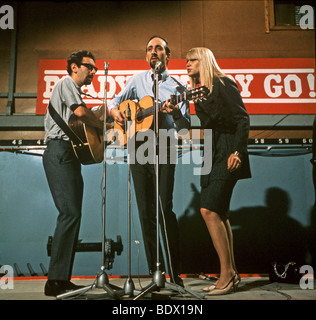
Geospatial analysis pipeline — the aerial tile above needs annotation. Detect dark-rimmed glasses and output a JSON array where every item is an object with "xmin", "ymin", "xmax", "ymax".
[{"xmin": 80, "ymin": 63, "xmax": 98, "ymax": 72}]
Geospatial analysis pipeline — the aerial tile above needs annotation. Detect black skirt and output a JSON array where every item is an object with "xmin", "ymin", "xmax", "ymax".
[{"xmin": 200, "ymin": 179, "xmax": 237, "ymax": 217}]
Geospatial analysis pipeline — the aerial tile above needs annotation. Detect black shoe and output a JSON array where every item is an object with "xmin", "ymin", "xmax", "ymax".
[{"xmin": 44, "ymin": 280, "xmax": 85, "ymax": 297}]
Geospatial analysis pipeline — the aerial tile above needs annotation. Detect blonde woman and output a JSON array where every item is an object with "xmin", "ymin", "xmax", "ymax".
[{"xmin": 186, "ymin": 48, "xmax": 251, "ymax": 295}]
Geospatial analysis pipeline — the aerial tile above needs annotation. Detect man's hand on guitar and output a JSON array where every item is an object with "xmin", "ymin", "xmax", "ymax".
[
  {"xmin": 111, "ymin": 108, "xmax": 126, "ymax": 128},
  {"xmin": 161, "ymin": 99, "xmax": 181, "ymax": 118}
]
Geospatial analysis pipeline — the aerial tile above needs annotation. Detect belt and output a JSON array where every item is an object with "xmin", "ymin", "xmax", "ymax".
[{"xmin": 47, "ymin": 138, "xmax": 71, "ymax": 144}]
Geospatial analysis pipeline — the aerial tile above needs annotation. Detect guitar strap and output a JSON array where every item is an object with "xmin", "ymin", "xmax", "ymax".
[{"xmin": 48, "ymin": 102, "xmax": 85, "ymax": 147}]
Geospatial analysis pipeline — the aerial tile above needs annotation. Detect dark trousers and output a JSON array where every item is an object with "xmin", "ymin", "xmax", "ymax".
[
  {"xmin": 131, "ymin": 159, "xmax": 181, "ymax": 282},
  {"xmin": 43, "ymin": 140, "xmax": 83, "ymax": 280}
]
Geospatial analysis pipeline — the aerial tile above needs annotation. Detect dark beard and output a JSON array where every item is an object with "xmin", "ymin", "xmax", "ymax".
[
  {"xmin": 150, "ymin": 59, "xmax": 158, "ymax": 69},
  {"xmin": 150, "ymin": 60, "xmax": 165, "ymax": 73},
  {"xmin": 84, "ymin": 77, "xmax": 93, "ymax": 85}
]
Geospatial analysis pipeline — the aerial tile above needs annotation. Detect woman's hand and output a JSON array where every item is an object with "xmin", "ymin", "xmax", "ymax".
[{"xmin": 227, "ymin": 152, "xmax": 241, "ymax": 172}]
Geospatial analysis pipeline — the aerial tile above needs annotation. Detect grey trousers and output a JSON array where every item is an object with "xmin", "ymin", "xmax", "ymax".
[{"xmin": 43, "ymin": 140, "xmax": 83, "ymax": 280}]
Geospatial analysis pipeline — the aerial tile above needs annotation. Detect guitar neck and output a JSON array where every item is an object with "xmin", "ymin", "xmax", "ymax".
[
  {"xmin": 170, "ymin": 92, "xmax": 187, "ymax": 105},
  {"xmin": 135, "ymin": 86, "xmax": 208, "ymax": 121},
  {"xmin": 136, "ymin": 93, "xmax": 186, "ymax": 121},
  {"xmin": 136, "ymin": 104, "xmax": 157, "ymax": 121}
]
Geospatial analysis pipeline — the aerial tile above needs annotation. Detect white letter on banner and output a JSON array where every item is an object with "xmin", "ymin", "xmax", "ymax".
[
  {"xmin": 43, "ymin": 76, "xmax": 60, "ymax": 98},
  {"xmin": 235, "ymin": 74, "xmax": 254, "ymax": 97},
  {"xmin": 115, "ymin": 76, "xmax": 127, "ymax": 92},
  {"xmin": 98, "ymin": 76, "xmax": 116, "ymax": 99},
  {"xmin": 264, "ymin": 74, "xmax": 283, "ymax": 97},
  {"xmin": 284, "ymin": 75, "xmax": 302, "ymax": 97}
]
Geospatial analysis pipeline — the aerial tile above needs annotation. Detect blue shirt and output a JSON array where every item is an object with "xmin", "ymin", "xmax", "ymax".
[{"xmin": 108, "ymin": 69, "xmax": 190, "ymax": 131}]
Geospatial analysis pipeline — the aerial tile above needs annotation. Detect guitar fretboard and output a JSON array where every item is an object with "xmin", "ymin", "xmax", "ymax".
[
  {"xmin": 136, "ymin": 93, "xmax": 187, "ymax": 121},
  {"xmin": 135, "ymin": 86, "xmax": 208, "ymax": 121}
]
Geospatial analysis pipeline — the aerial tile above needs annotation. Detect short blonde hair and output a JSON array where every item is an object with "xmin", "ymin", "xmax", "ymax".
[{"xmin": 186, "ymin": 47, "xmax": 227, "ymax": 93}]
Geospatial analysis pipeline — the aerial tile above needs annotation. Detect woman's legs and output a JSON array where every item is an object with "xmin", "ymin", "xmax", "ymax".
[
  {"xmin": 201, "ymin": 208, "xmax": 237, "ymax": 288},
  {"xmin": 223, "ymin": 218, "xmax": 239, "ymax": 277}
]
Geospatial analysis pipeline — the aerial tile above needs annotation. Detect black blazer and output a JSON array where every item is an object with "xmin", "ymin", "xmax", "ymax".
[{"xmin": 194, "ymin": 76, "xmax": 251, "ymax": 187}]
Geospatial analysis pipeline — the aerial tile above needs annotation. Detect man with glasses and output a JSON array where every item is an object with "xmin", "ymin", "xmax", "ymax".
[{"xmin": 43, "ymin": 50, "xmax": 103, "ymax": 297}]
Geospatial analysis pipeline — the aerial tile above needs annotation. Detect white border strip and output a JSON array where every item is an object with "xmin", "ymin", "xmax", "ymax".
[
  {"xmin": 44, "ymin": 68, "xmax": 315, "ymax": 75},
  {"xmin": 42, "ymin": 98, "xmax": 316, "ymax": 104}
]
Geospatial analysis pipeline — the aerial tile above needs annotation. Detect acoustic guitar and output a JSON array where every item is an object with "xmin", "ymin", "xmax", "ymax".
[
  {"xmin": 114, "ymin": 86, "xmax": 210, "ymax": 145},
  {"xmin": 68, "ymin": 86, "xmax": 209, "ymax": 164},
  {"xmin": 68, "ymin": 109, "xmax": 112, "ymax": 165}
]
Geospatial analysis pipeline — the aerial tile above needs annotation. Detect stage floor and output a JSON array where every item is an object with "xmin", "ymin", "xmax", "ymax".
[{"xmin": 1, "ymin": 275, "xmax": 315, "ymax": 301}]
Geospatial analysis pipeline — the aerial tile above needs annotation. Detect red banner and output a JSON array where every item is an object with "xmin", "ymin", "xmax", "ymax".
[{"xmin": 36, "ymin": 58, "xmax": 316, "ymax": 115}]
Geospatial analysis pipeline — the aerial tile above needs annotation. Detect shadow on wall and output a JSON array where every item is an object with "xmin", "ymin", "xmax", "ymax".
[{"xmin": 178, "ymin": 185, "xmax": 315, "ymax": 274}]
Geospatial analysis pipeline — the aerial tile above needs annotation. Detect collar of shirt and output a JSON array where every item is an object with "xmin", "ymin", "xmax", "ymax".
[
  {"xmin": 66, "ymin": 74, "xmax": 81, "ymax": 91},
  {"xmin": 150, "ymin": 68, "xmax": 169, "ymax": 82}
]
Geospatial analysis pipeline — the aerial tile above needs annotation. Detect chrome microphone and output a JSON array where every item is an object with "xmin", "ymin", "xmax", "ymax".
[
  {"xmin": 154, "ymin": 61, "xmax": 162, "ymax": 72},
  {"xmin": 104, "ymin": 61, "xmax": 109, "ymax": 75}
]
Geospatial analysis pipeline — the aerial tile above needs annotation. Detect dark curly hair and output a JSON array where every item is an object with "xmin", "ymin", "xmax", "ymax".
[{"xmin": 66, "ymin": 50, "xmax": 95, "ymax": 75}]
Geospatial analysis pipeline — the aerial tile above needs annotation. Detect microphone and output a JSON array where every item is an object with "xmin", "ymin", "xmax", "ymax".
[
  {"xmin": 154, "ymin": 61, "xmax": 162, "ymax": 72},
  {"xmin": 104, "ymin": 62, "xmax": 109, "ymax": 75}
]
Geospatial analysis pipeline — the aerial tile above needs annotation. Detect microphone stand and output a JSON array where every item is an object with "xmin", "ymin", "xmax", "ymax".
[
  {"xmin": 57, "ymin": 62, "xmax": 123, "ymax": 300},
  {"xmin": 133, "ymin": 63, "xmax": 204, "ymax": 300},
  {"xmin": 132, "ymin": 65, "xmax": 164, "ymax": 300},
  {"xmin": 123, "ymin": 103, "xmax": 137, "ymax": 297}
]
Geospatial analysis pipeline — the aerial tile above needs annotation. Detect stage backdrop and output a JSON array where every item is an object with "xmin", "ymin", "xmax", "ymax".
[{"xmin": 36, "ymin": 58, "xmax": 316, "ymax": 115}]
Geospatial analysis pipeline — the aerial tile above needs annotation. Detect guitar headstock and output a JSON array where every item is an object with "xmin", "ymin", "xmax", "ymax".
[{"xmin": 188, "ymin": 86, "xmax": 210, "ymax": 102}]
